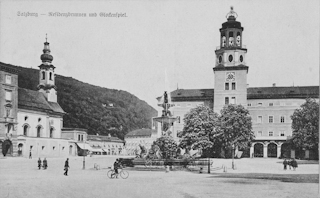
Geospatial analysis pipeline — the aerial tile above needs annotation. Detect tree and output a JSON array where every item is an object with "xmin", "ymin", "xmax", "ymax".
[
  {"xmin": 217, "ymin": 104, "xmax": 254, "ymax": 157},
  {"xmin": 291, "ymin": 98, "xmax": 319, "ymax": 153},
  {"xmin": 152, "ymin": 136, "xmax": 178, "ymax": 159},
  {"xmin": 178, "ymin": 105, "xmax": 219, "ymax": 156}
]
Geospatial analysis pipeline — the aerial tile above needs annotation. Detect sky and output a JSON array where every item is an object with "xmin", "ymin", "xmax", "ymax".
[{"xmin": 0, "ymin": 0, "xmax": 319, "ymax": 110}]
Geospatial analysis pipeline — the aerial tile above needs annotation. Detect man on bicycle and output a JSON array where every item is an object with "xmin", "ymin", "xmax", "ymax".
[{"xmin": 113, "ymin": 159, "xmax": 121, "ymax": 178}]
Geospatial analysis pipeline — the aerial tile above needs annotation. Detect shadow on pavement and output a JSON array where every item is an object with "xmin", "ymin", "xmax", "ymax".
[{"xmin": 208, "ymin": 173, "xmax": 319, "ymax": 183}]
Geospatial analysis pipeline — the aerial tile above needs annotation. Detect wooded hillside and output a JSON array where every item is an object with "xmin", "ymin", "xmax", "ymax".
[{"xmin": 5, "ymin": 63, "xmax": 157, "ymax": 139}]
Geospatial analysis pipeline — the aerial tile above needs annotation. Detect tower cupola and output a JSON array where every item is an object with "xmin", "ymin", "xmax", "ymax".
[
  {"xmin": 219, "ymin": 7, "xmax": 244, "ymax": 49},
  {"xmin": 37, "ymin": 34, "xmax": 57, "ymax": 103},
  {"xmin": 40, "ymin": 35, "xmax": 54, "ymax": 64}
]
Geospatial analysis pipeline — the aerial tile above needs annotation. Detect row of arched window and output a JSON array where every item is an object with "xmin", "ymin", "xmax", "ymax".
[
  {"xmin": 23, "ymin": 124, "xmax": 55, "ymax": 138},
  {"xmin": 41, "ymin": 71, "xmax": 53, "ymax": 81}
]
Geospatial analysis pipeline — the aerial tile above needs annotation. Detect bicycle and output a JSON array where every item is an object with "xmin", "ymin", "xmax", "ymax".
[{"xmin": 107, "ymin": 167, "xmax": 129, "ymax": 179}]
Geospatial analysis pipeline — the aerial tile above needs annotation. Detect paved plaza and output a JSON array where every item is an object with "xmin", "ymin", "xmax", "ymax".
[{"xmin": 0, "ymin": 156, "xmax": 318, "ymax": 198}]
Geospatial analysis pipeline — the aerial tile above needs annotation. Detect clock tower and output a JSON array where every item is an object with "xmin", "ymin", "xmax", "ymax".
[{"xmin": 213, "ymin": 7, "xmax": 248, "ymax": 113}]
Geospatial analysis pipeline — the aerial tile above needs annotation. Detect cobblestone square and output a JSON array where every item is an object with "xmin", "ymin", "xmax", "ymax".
[{"xmin": 0, "ymin": 156, "xmax": 318, "ymax": 198}]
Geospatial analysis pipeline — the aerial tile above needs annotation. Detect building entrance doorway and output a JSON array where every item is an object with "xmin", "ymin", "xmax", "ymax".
[
  {"xmin": 254, "ymin": 143, "xmax": 263, "ymax": 157},
  {"xmin": 18, "ymin": 143, "xmax": 23, "ymax": 156},
  {"xmin": 268, "ymin": 143, "xmax": 277, "ymax": 158}
]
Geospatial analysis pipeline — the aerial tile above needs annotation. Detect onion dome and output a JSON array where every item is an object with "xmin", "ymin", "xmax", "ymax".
[{"xmin": 40, "ymin": 35, "xmax": 53, "ymax": 63}]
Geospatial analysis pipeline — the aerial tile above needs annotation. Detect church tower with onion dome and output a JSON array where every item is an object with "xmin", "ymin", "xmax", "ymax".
[
  {"xmin": 37, "ymin": 35, "xmax": 57, "ymax": 103},
  {"xmin": 213, "ymin": 7, "xmax": 248, "ymax": 113}
]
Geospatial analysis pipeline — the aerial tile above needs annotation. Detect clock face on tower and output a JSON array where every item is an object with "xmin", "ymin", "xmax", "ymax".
[{"xmin": 226, "ymin": 72, "xmax": 235, "ymax": 81}]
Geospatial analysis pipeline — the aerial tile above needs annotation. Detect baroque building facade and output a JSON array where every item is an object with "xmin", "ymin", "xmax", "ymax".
[
  {"xmin": 154, "ymin": 8, "xmax": 319, "ymax": 159},
  {"xmin": 0, "ymin": 38, "xmax": 125, "ymax": 158}
]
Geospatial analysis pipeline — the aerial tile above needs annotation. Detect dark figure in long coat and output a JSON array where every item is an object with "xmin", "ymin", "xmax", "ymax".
[
  {"xmin": 43, "ymin": 158, "xmax": 48, "ymax": 169},
  {"xmin": 38, "ymin": 158, "xmax": 42, "ymax": 170},
  {"xmin": 283, "ymin": 159, "xmax": 288, "ymax": 170},
  {"xmin": 288, "ymin": 159, "xmax": 292, "ymax": 170},
  {"xmin": 291, "ymin": 159, "xmax": 298, "ymax": 171},
  {"xmin": 64, "ymin": 158, "xmax": 69, "ymax": 176}
]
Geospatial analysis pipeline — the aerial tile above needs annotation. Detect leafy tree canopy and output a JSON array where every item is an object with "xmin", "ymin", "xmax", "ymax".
[
  {"xmin": 218, "ymin": 104, "xmax": 254, "ymax": 149},
  {"xmin": 178, "ymin": 105, "xmax": 219, "ymax": 151},
  {"xmin": 178, "ymin": 104, "xmax": 254, "ymax": 157},
  {"xmin": 291, "ymin": 98, "xmax": 319, "ymax": 150}
]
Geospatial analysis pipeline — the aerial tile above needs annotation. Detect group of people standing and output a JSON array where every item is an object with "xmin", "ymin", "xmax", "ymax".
[
  {"xmin": 283, "ymin": 158, "xmax": 298, "ymax": 170},
  {"xmin": 37, "ymin": 158, "xmax": 48, "ymax": 170},
  {"xmin": 36, "ymin": 158, "xmax": 70, "ymax": 176}
]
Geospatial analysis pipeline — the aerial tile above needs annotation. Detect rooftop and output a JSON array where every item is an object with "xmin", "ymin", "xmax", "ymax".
[
  {"xmin": 125, "ymin": 128, "xmax": 157, "ymax": 138},
  {"xmin": 164, "ymin": 86, "xmax": 319, "ymax": 101},
  {"xmin": 18, "ymin": 88, "xmax": 65, "ymax": 115}
]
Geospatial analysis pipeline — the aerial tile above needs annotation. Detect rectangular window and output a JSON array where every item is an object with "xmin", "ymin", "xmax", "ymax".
[
  {"xmin": 232, "ymin": 82, "xmax": 236, "ymax": 90},
  {"xmin": 247, "ymin": 103, "xmax": 251, "ymax": 107},
  {"xmin": 269, "ymin": 103, "xmax": 273, "ymax": 106},
  {"xmin": 257, "ymin": 131, "xmax": 262, "ymax": 136},
  {"xmin": 257, "ymin": 103, "xmax": 262, "ymax": 106},
  {"xmin": 225, "ymin": 83, "xmax": 229, "ymax": 90},
  {"xmin": 280, "ymin": 116, "xmax": 285, "ymax": 123},
  {"xmin": 257, "ymin": 116, "xmax": 262, "ymax": 123},
  {"xmin": 268, "ymin": 116, "xmax": 274, "ymax": 123},
  {"xmin": 5, "ymin": 75, "xmax": 12, "ymax": 84},
  {"xmin": 225, "ymin": 97, "xmax": 229, "ymax": 105},
  {"xmin": 269, "ymin": 131, "xmax": 274, "ymax": 136},
  {"xmin": 280, "ymin": 131, "xmax": 285, "ymax": 136},
  {"xmin": 231, "ymin": 97, "xmax": 236, "ymax": 104},
  {"xmin": 5, "ymin": 90, "xmax": 12, "ymax": 101}
]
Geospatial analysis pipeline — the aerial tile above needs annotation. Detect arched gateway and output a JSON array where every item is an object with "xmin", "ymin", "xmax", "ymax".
[{"xmin": 251, "ymin": 142, "xmax": 283, "ymax": 158}]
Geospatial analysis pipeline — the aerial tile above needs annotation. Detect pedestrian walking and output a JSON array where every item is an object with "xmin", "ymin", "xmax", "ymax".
[
  {"xmin": 64, "ymin": 158, "xmax": 69, "ymax": 176},
  {"xmin": 291, "ymin": 159, "xmax": 298, "ymax": 171},
  {"xmin": 29, "ymin": 150, "xmax": 32, "ymax": 159},
  {"xmin": 43, "ymin": 158, "xmax": 48, "ymax": 169},
  {"xmin": 283, "ymin": 158, "xmax": 288, "ymax": 170},
  {"xmin": 288, "ymin": 159, "xmax": 292, "ymax": 170},
  {"xmin": 38, "ymin": 158, "xmax": 42, "ymax": 170}
]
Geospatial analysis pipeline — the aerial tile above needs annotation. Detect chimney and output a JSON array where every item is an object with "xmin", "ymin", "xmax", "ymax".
[
  {"xmin": 273, "ymin": 83, "xmax": 276, "ymax": 87},
  {"xmin": 247, "ymin": 84, "xmax": 249, "ymax": 88}
]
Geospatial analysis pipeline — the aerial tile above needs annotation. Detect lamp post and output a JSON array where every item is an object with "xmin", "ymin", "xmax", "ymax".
[
  {"xmin": 207, "ymin": 157, "xmax": 210, "ymax": 173},
  {"xmin": 232, "ymin": 144, "xmax": 235, "ymax": 170},
  {"xmin": 83, "ymin": 141, "xmax": 86, "ymax": 169}
]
